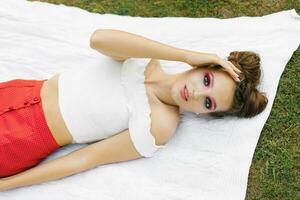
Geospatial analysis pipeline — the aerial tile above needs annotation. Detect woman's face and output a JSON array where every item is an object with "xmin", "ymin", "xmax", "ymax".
[{"xmin": 171, "ymin": 67, "xmax": 236, "ymax": 114}]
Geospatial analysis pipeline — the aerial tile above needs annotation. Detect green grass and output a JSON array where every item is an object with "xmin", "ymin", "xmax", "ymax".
[{"xmin": 30, "ymin": 0, "xmax": 300, "ymax": 199}]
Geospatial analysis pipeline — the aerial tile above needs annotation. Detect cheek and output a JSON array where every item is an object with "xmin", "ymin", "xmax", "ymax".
[{"xmin": 199, "ymin": 84, "xmax": 210, "ymax": 91}]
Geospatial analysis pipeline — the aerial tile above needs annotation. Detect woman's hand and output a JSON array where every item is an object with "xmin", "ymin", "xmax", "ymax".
[{"xmin": 185, "ymin": 52, "xmax": 242, "ymax": 82}]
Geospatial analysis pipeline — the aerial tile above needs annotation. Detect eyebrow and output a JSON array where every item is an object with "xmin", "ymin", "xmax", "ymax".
[{"xmin": 209, "ymin": 71, "xmax": 217, "ymax": 111}]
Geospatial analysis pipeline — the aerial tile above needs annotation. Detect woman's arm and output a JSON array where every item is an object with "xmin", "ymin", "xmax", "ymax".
[
  {"xmin": 1, "ymin": 129, "xmax": 143, "ymax": 191},
  {"xmin": 89, "ymin": 29, "xmax": 240, "ymax": 80},
  {"xmin": 90, "ymin": 29, "xmax": 216, "ymax": 63}
]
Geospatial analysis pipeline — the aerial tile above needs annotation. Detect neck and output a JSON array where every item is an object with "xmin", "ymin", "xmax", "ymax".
[{"xmin": 145, "ymin": 65, "xmax": 182, "ymax": 107}]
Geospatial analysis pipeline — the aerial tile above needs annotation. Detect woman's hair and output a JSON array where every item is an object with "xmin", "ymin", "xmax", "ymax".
[{"xmin": 204, "ymin": 51, "xmax": 268, "ymax": 118}]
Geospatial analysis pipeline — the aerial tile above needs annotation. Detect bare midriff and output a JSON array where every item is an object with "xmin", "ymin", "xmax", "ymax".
[{"xmin": 40, "ymin": 74, "xmax": 74, "ymax": 147}]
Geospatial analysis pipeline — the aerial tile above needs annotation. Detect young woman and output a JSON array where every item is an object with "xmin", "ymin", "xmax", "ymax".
[{"xmin": 0, "ymin": 29, "xmax": 268, "ymax": 191}]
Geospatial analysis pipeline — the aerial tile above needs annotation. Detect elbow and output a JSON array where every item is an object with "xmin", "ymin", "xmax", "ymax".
[
  {"xmin": 89, "ymin": 29, "xmax": 106, "ymax": 49},
  {"xmin": 89, "ymin": 28, "xmax": 120, "ymax": 49},
  {"xmin": 89, "ymin": 29, "xmax": 101, "ymax": 49}
]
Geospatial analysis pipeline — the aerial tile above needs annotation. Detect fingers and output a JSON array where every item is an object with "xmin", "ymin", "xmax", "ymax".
[
  {"xmin": 230, "ymin": 68, "xmax": 240, "ymax": 82},
  {"xmin": 220, "ymin": 60, "xmax": 241, "ymax": 82},
  {"xmin": 227, "ymin": 61, "xmax": 241, "ymax": 82},
  {"xmin": 228, "ymin": 61, "xmax": 241, "ymax": 73},
  {"xmin": 227, "ymin": 67, "xmax": 239, "ymax": 82}
]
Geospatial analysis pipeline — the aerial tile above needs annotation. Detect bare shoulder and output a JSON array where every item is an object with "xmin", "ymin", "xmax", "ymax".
[{"xmin": 150, "ymin": 103, "xmax": 180, "ymax": 145}]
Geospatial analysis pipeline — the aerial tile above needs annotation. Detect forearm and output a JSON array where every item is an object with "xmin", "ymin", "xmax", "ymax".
[
  {"xmin": 90, "ymin": 29, "xmax": 212, "ymax": 62},
  {"xmin": 1, "ymin": 129, "xmax": 142, "ymax": 191},
  {"xmin": 2, "ymin": 154, "xmax": 86, "ymax": 191}
]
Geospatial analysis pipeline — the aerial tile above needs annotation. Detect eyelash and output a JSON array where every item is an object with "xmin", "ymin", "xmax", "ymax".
[{"xmin": 203, "ymin": 73, "xmax": 212, "ymax": 110}]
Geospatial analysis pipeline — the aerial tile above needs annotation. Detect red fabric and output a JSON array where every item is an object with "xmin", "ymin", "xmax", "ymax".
[{"xmin": 0, "ymin": 79, "xmax": 61, "ymax": 177}]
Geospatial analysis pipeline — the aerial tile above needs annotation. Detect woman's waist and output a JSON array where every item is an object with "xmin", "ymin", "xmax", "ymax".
[{"xmin": 41, "ymin": 74, "xmax": 74, "ymax": 146}]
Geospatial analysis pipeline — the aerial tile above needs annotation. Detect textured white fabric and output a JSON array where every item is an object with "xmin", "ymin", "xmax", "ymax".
[
  {"xmin": 58, "ymin": 58, "xmax": 129, "ymax": 144},
  {"xmin": 58, "ymin": 56, "xmax": 165, "ymax": 157},
  {"xmin": 0, "ymin": 0, "xmax": 299, "ymax": 199},
  {"xmin": 121, "ymin": 58, "xmax": 166, "ymax": 157}
]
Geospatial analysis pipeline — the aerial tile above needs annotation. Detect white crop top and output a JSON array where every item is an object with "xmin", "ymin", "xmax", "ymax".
[{"xmin": 58, "ymin": 57, "xmax": 165, "ymax": 157}]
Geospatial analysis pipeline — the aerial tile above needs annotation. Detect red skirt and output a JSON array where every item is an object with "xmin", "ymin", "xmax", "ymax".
[{"xmin": 0, "ymin": 78, "xmax": 61, "ymax": 177}]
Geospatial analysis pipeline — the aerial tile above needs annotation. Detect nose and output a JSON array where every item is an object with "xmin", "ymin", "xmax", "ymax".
[{"xmin": 192, "ymin": 89, "xmax": 209, "ymax": 100}]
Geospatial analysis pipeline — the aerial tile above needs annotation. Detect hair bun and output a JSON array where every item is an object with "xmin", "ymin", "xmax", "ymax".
[
  {"xmin": 241, "ymin": 87, "xmax": 268, "ymax": 118},
  {"xmin": 228, "ymin": 51, "xmax": 261, "ymax": 87}
]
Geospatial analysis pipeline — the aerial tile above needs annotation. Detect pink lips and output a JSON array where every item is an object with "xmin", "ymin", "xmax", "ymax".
[
  {"xmin": 180, "ymin": 85, "xmax": 189, "ymax": 101},
  {"xmin": 184, "ymin": 85, "xmax": 189, "ymax": 100}
]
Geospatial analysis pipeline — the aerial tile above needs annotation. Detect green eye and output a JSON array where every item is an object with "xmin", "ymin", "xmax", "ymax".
[
  {"xmin": 204, "ymin": 97, "xmax": 211, "ymax": 109},
  {"xmin": 203, "ymin": 76, "xmax": 208, "ymax": 86},
  {"xmin": 203, "ymin": 73, "xmax": 210, "ymax": 87}
]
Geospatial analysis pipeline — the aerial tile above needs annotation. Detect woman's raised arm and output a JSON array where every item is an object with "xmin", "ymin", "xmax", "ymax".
[
  {"xmin": 89, "ymin": 29, "xmax": 240, "ymax": 81},
  {"xmin": 89, "ymin": 29, "xmax": 216, "ymax": 64},
  {"xmin": 1, "ymin": 129, "xmax": 142, "ymax": 191}
]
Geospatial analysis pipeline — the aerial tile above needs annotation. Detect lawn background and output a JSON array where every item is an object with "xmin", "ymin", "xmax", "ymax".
[{"xmin": 30, "ymin": 1, "xmax": 300, "ymax": 200}]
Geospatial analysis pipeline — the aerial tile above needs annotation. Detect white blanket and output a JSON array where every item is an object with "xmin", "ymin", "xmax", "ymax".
[{"xmin": 0, "ymin": 0, "xmax": 299, "ymax": 199}]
